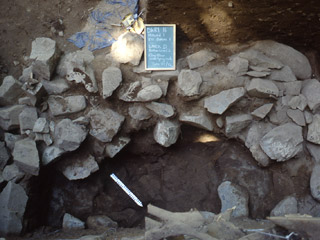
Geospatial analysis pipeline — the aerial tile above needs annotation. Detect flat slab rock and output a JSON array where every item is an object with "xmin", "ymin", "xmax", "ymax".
[
  {"xmin": 179, "ymin": 109, "xmax": 213, "ymax": 131},
  {"xmin": 154, "ymin": 120, "xmax": 180, "ymax": 147},
  {"xmin": 177, "ymin": 69, "xmax": 202, "ymax": 97},
  {"xmin": 48, "ymin": 95, "xmax": 87, "ymax": 117},
  {"xmin": 187, "ymin": 49, "xmax": 217, "ymax": 69},
  {"xmin": 302, "ymin": 79, "xmax": 320, "ymax": 111},
  {"xmin": 307, "ymin": 114, "xmax": 320, "ymax": 145}
]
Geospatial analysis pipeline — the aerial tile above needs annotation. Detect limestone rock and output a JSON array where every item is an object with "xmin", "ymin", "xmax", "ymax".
[
  {"xmin": 137, "ymin": 85, "xmax": 163, "ymax": 102},
  {"xmin": 154, "ymin": 120, "xmax": 180, "ymax": 147},
  {"xmin": 253, "ymin": 40, "xmax": 312, "ymax": 79},
  {"xmin": 204, "ymin": 87, "xmax": 246, "ymax": 115},
  {"xmin": 18, "ymin": 96, "xmax": 36, "ymax": 107},
  {"xmin": 284, "ymin": 81, "xmax": 302, "ymax": 96},
  {"xmin": 307, "ymin": 114, "xmax": 320, "ymax": 146},
  {"xmin": 42, "ymin": 146, "xmax": 64, "ymax": 165},
  {"xmin": 268, "ymin": 66, "xmax": 297, "ymax": 82},
  {"xmin": 146, "ymin": 102, "xmax": 175, "ymax": 118},
  {"xmin": 247, "ymin": 78, "xmax": 279, "ymax": 98},
  {"xmin": 301, "ymin": 79, "xmax": 320, "ymax": 111},
  {"xmin": 225, "ymin": 114, "xmax": 252, "ymax": 136},
  {"xmin": 142, "ymin": 77, "xmax": 169, "ymax": 96},
  {"xmin": 42, "ymin": 77, "xmax": 70, "ymax": 94},
  {"xmin": 33, "ymin": 118, "xmax": 50, "ymax": 133},
  {"xmin": 13, "ymin": 138, "xmax": 40, "ymax": 176},
  {"xmin": 177, "ymin": 70, "xmax": 202, "ymax": 97},
  {"xmin": 246, "ymin": 71, "xmax": 270, "ymax": 78},
  {"xmin": 86, "ymin": 215, "xmax": 118, "ymax": 230},
  {"xmin": 270, "ymin": 196, "xmax": 298, "ymax": 216},
  {"xmin": 288, "ymin": 94, "xmax": 307, "ymax": 111},
  {"xmin": 218, "ymin": 181, "xmax": 249, "ymax": 218},
  {"xmin": 305, "ymin": 111, "xmax": 313, "ymax": 124},
  {"xmin": 0, "ymin": 182, "xmax": 28, "ymax": 235},
  {"xmin": 238, "ymin": 49, "xmax": 283, "ymax": 69},
  {"xmin": 216, "ymin": 117, "xmax": 224, "ymax": 128},
  {"xmin": 0, "ymin": 141, "xmax": 10, "ymax": 170},
  {"xmin": 105, "ymin": 137, "xmax": 131, "ymax": 158},
  {"xmin": 48, "ymin": 95, "xmax": 87, "ymax": 117},
  {"xmin": 63, "ymin": 213, "xmax": 85, "ymax": 230},
  {"xmin": 251, "ymin": 103, "xmax": 273, "ymax": 119},
  {"xmin": 287, "ymin": 109, "xmax": 306, "ymax": 126},
  {"xmin": 228, "ymin": 56, "xmax": 249, "ymax": 75},
  {"xmin": 310, "ymin": 165, "xmax": 320, "ymax": 202},
  {"xmin": 19, "ymin": 107, "xmax": 38, "ymax": 134},
  {"xmin": 58, "ymin": 152, "xmax": 99, "ymax": 180},
  {"xmin": 0, "ymin": 76, "xmax": 24, "ymax": 106},
  {"xmin": 179, "ymin": 109, "xmax": 213, "ymax": 131},
  {"xmin": 54, "ymin": 119, "xmax": 88, "ymax": 152},
  {"xmin": 111, "ymin": 32, "xmax": 144, "ymax": 66},
  {"xmin": 128, "ymin": 105, "xmax": 151, "ymax": 120},
  {"xmin": 260, "ymin": 123, "xmax": 303, "ymax": 162},
  {"xmin": 0, "ymin": 105, "xmax": 24, "ymax": 130},
  {"xmin": 4, "ymin": 133, "xmax": 23, "ymax": 151},
  {"xmin": 102, "ymin": 67, "xmax": 122, "ymax": 99},
  {"xmin": 2, "ymin": 164, "xmax": 25, "ymax": 183},
  {"xmin": 187, "ymin": 49, "xmax": 217, "ymax": 69},
  {"xmin": 89, "ymin": 108, "xmax": 124, "ymax": 143}
]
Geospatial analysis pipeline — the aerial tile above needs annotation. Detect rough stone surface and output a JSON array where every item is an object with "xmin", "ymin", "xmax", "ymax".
[
  {"xmin": 13, "ymin": 138, "xmax": 40, "ymax": 176},
  {"xmin": 33, "ymin": 118, "xmax": 50, "ymax": 133},
  {"xmin": 58, "ymin": 153, "xmax": 99, "ymax": 180},
  {"xmin": 218, "ymin": 181, "xmax": 249, "ymax": 218},
  {"xmin": 89, "ymin": 108, "xmax": 124, "ymax": 143},
  {"xmin": 253, "ymin": 40, "xmax": 312, "ymax": 80},
  {"xmin": 0, "ymin": 182, "xmax": 28, "ymax": 235},
  {"xmin": 30, "ymin": 37, "xmax": 57, "ymax": 63},
  {"xmin": 247, "ymin": 78, "xmax": 279, "ymax": 98},
  {"xmin": 238, "ymin": 49, "xmax": 283, "ymax": 69},
  {"xmin": 19, "ymin": 107, "xmax": 38, "ymax": 134},
  {"xmin": 105, "ymin": 137, "xmax": 131, "ymax": 158},
  {"xmin": 204, "ymin": 87, "xmax": 246, "ymax": 115},
  {"xmin": 146, "ymin": 102, "xmax": 175, "ymax": 118},
  {"xmin": 288, "ymin": 94, "xmax": 307, "ymax": 111},
  {"xmin": 18, "ymin": 96, "xmax": 36, "ymax": 107},
  {"xmin": 228, "ymin": 56, "xmax": 249, "ymax": 75},
  {"xmin": 260, "ymin": 123, "xmax": 303, "ymax": 162},
  {"xmin": 136, "ymin": 85, "xmax": 163, "ymax": 102},
  {"xmin": 0, "ymin": 141, "xmax": 10, "ymax": 170},
  {"xmin": 128, "ymin": 105, "xmax": 151, "ymax": 120},
  {"xmin": 2, "ymin": 164, "xmax": 25, "ymax": 183},
  {"xmin": 102, "ymin": 67, "xmax": 122, "ymax": 99},
  {"xmin": 154, "ymin": 120, "xmax": 180, "ymax": 147},
  {"xmin": 0, "ymin": 76, "xmax": 24, "ymax": 106},
  {"xmin": 310, "ymin": 165, "xmax": 320, "ymax": 202},
  {"xmin": 298, "ymin": 195, "xmax": 320, "ymax": 217},
  {"xmin": 301, "ymin": 79, "xmax": 320, "ymax": 111},
  {"xmin": 177, "ymin": 70, "xmax": 202, "ymax": 97},
  {"xmin": 268, "ymin": 66, "xmax": 297, "ymax": 82},
  {"xmin": 42, "ymin": 77, "xmax": 70, "ymax": 94},
  {"xmin": 284, "ymin": 81, "xmax": 302, "ymax": 96},
  {"xmin": 179, "ymin": 109, "xmax": 213, "ymax": 131},
  {"xmin": 270, "ymin": 196, "xmax": 298, "ymax": 216},
  {"xmin": 86, "ymin": 215, "xmax": 118, "ymax": 230},
  {"xmin": 0, "ymin": 105, "xmax": 24, "ymax": 130},
  {"xmin": 251, "ymin": 103, "xmax": 273, "ymax": 119},
  {"xmin": 4, "ymin": 133, "xmax": 23, "ymax": 151},
  {"xmin": 187, "ymin": 49, "xmax": 217, "ymax": 69},
  {"xmin": 307, "ymin": 114, "xmax": 320, "ymax": 145},
  {"xmin": 42, "ymin": 146, "xmax": 64, "ymax": 165},
  {"xmin": 305, "ymin": 111, "xmax": 313, "ymax": 124},
  {"xmin": 110, "ymin": 32, "xmax": 144, "ymax": 66},
  {"xmin": 48, "ymin": 95, "xmax": 87, "ymax": 117},
  {"xmin": 246, "ymin": 71, "xmax": 270, "ymax": 78},
  {"xmin": 54, "ymin": 119, "xmax": 88, "ymax": 152},
  {"xmin": 63, "ymin": 213, "xmax": 85, "ymax": 230},
  {"xmin": 287, "ymin": 109, "xmax": 306, "ymax": 126},
  {"xmin": 225, "ymin": 114, "xmax": 252, "ymax": 136}
]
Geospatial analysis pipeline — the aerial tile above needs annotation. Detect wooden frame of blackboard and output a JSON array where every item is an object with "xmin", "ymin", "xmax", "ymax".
[{"xmin": 144, "ymin": 24, "xmax": 176, "ymax": 71}]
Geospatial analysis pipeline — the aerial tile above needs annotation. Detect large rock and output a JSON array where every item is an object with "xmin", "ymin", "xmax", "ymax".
[
  {"xmin": 237, "ymin": 49, "xmax": 283, "ymax": 69},
  {"xmin": 187, "ymin": 49, "xmax": 217, "ymax": 69},
  {"xmin": 57, "ymin": 152, "xmax": 99, "ymax": 180},
  {"xmin": 307, "ymin": 114, "xmax": 320, "ymax": 145},
  {"xmin": 253, "ymin": 40, "xmax": 312, "ymax": 80},
  {"xmin": 288, "ymin": 94, "xmax": 307, "ymax": 111},
  {"xmin": 42, "ymin": 146, "xmax": 64, "ymax": 165},
  {"xmin": 19, "ymin": 107, "xmax": 38, "ymax": 134},
  {"xmin": 105, "ymin": 136, "xmax": 131, "ymax": 158},
  {"xmin": 54, "ymin": 119, "xmax": 88, "ymax": 152},
  {"xmin": 0, "ymin": 105, "xmax": 24, "ymax": 130},
  {"xmin": 251, "ymin": 103, "xmax": 273, "ymax": 119},
  {"xmin": 310, "ymin": 165, "xmax": 320, "ymax": 202},
  {"xmin": 33, "ymin": 118, "xmax": 50, "ymax": 133},
  {"xmin": 110, "ymin": 32, "xmax": 144, "ymax": 66},
  {"xmin": 260, "ymin": 123, "xmax": 303, "ymax": 162},
  {"xmin": 154, "ymin": 120, "xmax": 180, "ymax": 147},
  {"xmin": 42, "ymin": 77, "xmax": 70, "ymax": 94},
  {"xmin": 0, "ymin": 76, "xmax": 24, "ymax": 106},
  {"xmin": 301, "ymin": 79, "xmax": 320, "ymax": 111},
  {"xmin": 62, "ymin": 213, "xmax": 85, "ymax": 230},
  {"xmin": 89, "ymin": 108, "xmax": 124, "ymax": 143},
  {"xmin": 146, "ymin": 102, "xmax": 175, "ymax": 118},
  {"xmin": 13, "ymin": 138, "xmax": 40, "ymax": 176},
  {"xmin": 102, "ymin": 67, "xmax": 122, "ymax": 99},
  {"xmin": 0, "ymin": 141, "xmax": 10, "ymax": 170},
  {"xmin": 225, "ymin": 114, "xmax": 252, "ymax": 136},
  {"xmin": 177, "ymin": 70, "xmax": 202, "ymax": 97},
  {"xmin": 179, "ymin": 109, "xmax": 213, "ymax": 131},
  {"xmin": 268, "ymin": 66, "xmax": 297, "ymax": 82},
  {"xmin": 284, "ymin": 81, "xmax": 302, "ymax": 96},
  {"xmin": 228, "ymin": 56, "xmax": 249, "ymax": 75},
  {"xmin": 204, "ymin": 87, "xmax": 246, "ymax": 115},
  {"xmin": 270, "ymin": 196, "xmax": 298, "ymax": 216},
  {"xmin": 247, "ymin": 78, "xmax": 279, "ymax": 98},
  {"xmin": 136, "ymin": 85, "xmax": 163, "ymax": 102},
  {"xmin": 4, "ymin": 133, "xmax": 23, "ymax": 151},
  {"xmin": 128, "ymin": 105, "xmax": 151, "ymax": 120},
  {"xmin": 2, "ymin": 164, "xmax": 25, "ymax": 183},
  {"xmin": 86, "ymin": 215, "xmax": 118, "ymax": 230},
  {"xmin": 48, "ymin": 95, "xmax": 87, "ymax": 117},
  {"xmin": 287, "ymin": 109, "xmax": 306, "ymax": 126},
  {"xmin": 218, "ymin": 181, "xmax": 249, "ymax": 218},
  {"xmin": 0, "ymin": 182, "xmax": 28, "ymax": 235}
]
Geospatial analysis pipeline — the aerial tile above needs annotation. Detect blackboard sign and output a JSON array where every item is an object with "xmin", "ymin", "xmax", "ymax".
[{"xmin": 144, "ymin": 24, "xmax": 176, "ymax": 71}]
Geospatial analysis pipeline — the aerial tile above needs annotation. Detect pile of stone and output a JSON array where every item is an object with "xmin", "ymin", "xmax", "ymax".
[{"xmin": 1, "ymin": 33, "xmax": 320, "ymax": 237}]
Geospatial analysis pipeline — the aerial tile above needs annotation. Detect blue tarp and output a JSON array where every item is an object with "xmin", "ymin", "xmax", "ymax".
[{"xmin": 68, "ymin": 0, "xmax": 138, "ymax": 51}]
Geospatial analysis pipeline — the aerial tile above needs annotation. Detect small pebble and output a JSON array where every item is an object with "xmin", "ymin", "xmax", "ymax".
[{"xmin": 228, "ymin": 1, "xmax": 234, "ymax": 8}]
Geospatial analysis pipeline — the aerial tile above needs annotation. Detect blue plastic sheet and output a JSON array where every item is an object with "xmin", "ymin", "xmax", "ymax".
[{"xmin": 68, "ymin": 0, "xmax": 139, "ymax": 51}]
